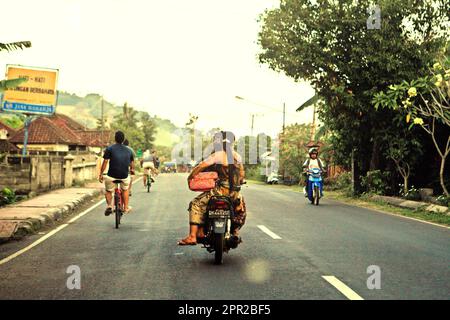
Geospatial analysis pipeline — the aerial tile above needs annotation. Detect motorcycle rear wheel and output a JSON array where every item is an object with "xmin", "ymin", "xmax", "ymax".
[{"xmin": 214, "ymin": 233, "xmax": 224, "ymax": 265}]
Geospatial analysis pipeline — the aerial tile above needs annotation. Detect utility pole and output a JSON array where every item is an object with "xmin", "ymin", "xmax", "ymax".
[
  {"xmin": 282, "ymin": 102, "xmax": 286, "ymax": 134},
  {"xmin": 310, "ymin": 103, "xmax": 316, "ymax": 141},
  {"xmin": 251, "ymin": 114, "xmax": 255, "ymax": 136},
  {"xmin": 101, "ymin": 96, "xmax": 104, "ymax": 146}
]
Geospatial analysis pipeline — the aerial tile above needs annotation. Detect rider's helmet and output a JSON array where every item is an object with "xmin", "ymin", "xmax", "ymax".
[{"xmin": 309, "ymin": 147, "xmax": 319, "ymax": 156}]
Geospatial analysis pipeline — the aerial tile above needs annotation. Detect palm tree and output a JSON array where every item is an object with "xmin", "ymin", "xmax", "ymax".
[{"xmin": 0, "ymin": 41, "xmax": 32, "ymax": 92}]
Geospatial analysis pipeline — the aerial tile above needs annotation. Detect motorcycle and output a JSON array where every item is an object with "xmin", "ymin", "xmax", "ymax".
[
  {"xmin": 266, "ymin": 172, "xmax": 279, "ymax": 185},
  {"xmin": 199, "ymin": 195, "xmax": 241, "ymax": 265},
  {"xmin": 307, "ymin": 168, "xmax": 323, "ymax": 205}
]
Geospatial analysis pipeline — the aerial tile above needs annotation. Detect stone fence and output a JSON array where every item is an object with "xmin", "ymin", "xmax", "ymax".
[{"xmin": 0, "ymin": 153, "xmax": 99, "ymax": 194}]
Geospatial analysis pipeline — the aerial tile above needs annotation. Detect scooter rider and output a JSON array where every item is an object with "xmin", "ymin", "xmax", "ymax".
[{"xmin": 302, "ymin": 148, "xmax": 325, "ymax": 197}]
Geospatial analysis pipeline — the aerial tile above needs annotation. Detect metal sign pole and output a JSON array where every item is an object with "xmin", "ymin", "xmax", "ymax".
[{"xmin": 22, "ymin": 115, "xmax": 31, "ymax": 156}]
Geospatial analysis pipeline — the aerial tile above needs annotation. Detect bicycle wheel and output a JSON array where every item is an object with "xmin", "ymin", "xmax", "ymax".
[
  {"xmin": 114, "ymin": 192, "xmax": 120, "ymax": 229},
  {"xmin": 147, "ymin": 177, "xmax": 151, "ymax": 193}
]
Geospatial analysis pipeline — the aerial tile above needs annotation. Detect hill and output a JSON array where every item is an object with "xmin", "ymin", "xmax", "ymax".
[{"xmin": 56, "ymin": 91, "xmax": 180, "ymax": 147}]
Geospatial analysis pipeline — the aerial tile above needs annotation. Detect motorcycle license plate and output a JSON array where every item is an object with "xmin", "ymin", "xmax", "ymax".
[{"xmin": 209, "ymin": 209, "xmax": 231, "ymax": 218}]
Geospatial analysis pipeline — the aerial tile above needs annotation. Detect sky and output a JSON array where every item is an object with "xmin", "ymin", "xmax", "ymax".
[{"xmin": 1, "ymin": 0, "xmax": 316, "ymax": 138}]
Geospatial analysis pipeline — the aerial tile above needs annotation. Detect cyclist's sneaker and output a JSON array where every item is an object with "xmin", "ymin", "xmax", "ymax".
[
  {"xmin": 151, "ymin": 177, "xmax": 155, "ymax": 183},
  {"xmin": 104, "ymin": 207, "xmax": 113, "ymax": 216}
]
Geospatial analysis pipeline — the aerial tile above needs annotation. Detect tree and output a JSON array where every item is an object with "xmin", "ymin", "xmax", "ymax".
[
  {"xmin": 140, "ymin": 112, "xmax": 157, "ymax": 150},
  {"xmin": 0, "ymin": 41, "xmax": 31, "ymax": 92},
  {"xmin": 111, "ymin": 102, "xmax": 145, "ymax": 150},
  {"xmin": 374, "ymin": 60, "xmax": 450, "ymax": 195},
  {"xmin": 278, "ymin": 124, "xmax": 310, "ymax": 179},
  {"xmin": 258, "ymin": 0, "xmax": 450, "ymax": 194}
]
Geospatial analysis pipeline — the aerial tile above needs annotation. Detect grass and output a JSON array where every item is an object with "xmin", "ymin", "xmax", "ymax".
[{"xmin": 247, "ymin": 180, "xmax": 450, "ymax": 227}]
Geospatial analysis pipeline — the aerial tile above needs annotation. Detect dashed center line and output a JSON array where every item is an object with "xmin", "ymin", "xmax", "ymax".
[
  {"xmin": 322, "ymin": 276, "xmax": 364, "ymax": 300},
  {"xmin": 257, "ymin": 225, "xmax": 282, "ymax": 240}
]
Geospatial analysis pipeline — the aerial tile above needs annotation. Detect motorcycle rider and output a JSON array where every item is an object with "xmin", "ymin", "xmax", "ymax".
[
  {"xmin": 302, "ymin": 148, "xmax": 325, "ymax": 197},
  {"xmin": 178, "ymin": 131, "xmax": 246, "ymax": 246}
]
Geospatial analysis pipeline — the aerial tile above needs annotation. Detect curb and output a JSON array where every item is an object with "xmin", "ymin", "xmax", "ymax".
[
  {"xmin": 371, "ymin": 195, "xmax": 449, "ymax": 215},
  {"xmin": 0, "ymin": 189, "xmax": 102, "ymax": 242}
]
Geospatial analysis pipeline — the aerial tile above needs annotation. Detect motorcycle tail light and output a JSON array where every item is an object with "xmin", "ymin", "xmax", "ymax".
[{"xmin": 212, "ymin": 201, "xmax": 229, "ymax": 209}]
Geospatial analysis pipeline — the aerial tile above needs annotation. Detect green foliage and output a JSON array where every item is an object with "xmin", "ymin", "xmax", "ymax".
[
  {"xmin": 0, "ymin": 41, "xmax": 31, "ymax": 52},
  {"xmin": 399, "ymin": 184, "xmax": 421, "ymax": 201},
  {"xmin": 279, "ymin": 124, "xmax": 310, "ymax": 178},
  {"xmin": 0, "ymin": 78, "xmax": 27, "ymax": 93},
  {"xmin": 258, "ymin": 0, "xmax": 450, "ymax": 192},
  {"xmin": 56, "ymin": 91, "xmax": 180, "ymax": 147},
  {"xmin": 0, "ymin": 114, "xmax": 24, "ymax": 129},
  {"xmin": 436, "ymin": 194, "xmax": 450, "ymax": 207},
  {"xmin": 110, "ymin": 102, "xmax": 157, "ymax": 152},
  {"xmin": 0, "ymin": 187, "xmax": 17, "ymax": 206},
  {"xmin": 326, "ymin": 172, "xmax": 353, "ymax": 196},
  {"xmin": 244, "ymin": 165, "xmax": 266, "ymax": 182},
  {"xmin": 361, "ymin": 170, "xmax": 391, "ymax": 195}
]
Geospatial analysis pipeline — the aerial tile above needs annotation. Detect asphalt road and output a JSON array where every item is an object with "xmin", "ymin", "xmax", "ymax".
[{"xmin": 0, "ymin": 173, "xmax": 449, "ymax": 300}]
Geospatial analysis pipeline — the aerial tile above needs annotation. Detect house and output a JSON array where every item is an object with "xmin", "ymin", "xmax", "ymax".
[
  {"xmin": 0, "ymin": 122, "xmax": 15, "ymax": 140},
  {"xmin": 0, "ymin": 122, "xmax": 19, "ymax": 153},
  {"xmin": 9, "ymin": 113, "xmax": 112, "ymax": 153}
]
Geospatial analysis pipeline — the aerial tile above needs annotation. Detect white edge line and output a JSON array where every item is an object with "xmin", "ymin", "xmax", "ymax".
[
  {"xmin": 0, "ymin": 177, "xmax": 145, "ymax": 266},
  {"xmin": 257, "ymin": 225, "xmax": 282, "ymax": 239},
  {"xmin": 0, "ymin": 197, "xmax": 106, "ymax": 266},
  {"xmin": 328, "ymin": 198, "xmax": 450, "ymax": 230},
  {"xmin": 322, "ymin": 276, "xmax": 364, "ymax": 300}
]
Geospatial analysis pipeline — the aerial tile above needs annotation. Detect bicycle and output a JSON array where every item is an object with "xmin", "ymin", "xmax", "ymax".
[
  {"xmin": 144, "ymin": 173, "xmax": 152, "ymax": 193},
  {"xmin": 112, "ymin": 180, "xmax": 124, "ymax": 228}
]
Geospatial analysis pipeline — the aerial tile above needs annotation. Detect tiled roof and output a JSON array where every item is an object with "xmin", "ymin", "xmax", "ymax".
[
  {"xmin": 10, "ymin": 117, "xmax": 81, "ymax": 145},
  {"xmin": 76, "ymin": 130, "xmax": 112, "ymax": 147},
  {"xmin": 9, "ymin": 113, "xmax": 112, "ymax": 147},
  {"xmin": 0, "ymin": 140, "xmax": 19, "ymax": 152},
  {"xmin": 52, "ymin": 113, "xmax": 87, "ymax": 131}
]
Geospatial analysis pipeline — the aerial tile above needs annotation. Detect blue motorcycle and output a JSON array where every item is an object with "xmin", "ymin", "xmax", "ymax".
[{"xmin": 307, "ymin": 168, "xmax": 323, "ymax": 205}]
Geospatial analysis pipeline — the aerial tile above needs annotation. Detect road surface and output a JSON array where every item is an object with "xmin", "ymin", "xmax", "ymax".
[{"xmin": 0, "ymin": 173, "xmax": 449, "ymax": 300}]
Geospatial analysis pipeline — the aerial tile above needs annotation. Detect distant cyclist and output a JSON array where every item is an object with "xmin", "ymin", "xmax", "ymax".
[
  {"xmin": 99, "ymin": 131, "xmax": 134, "ymax": 215},
  {"xmin": 140, "ymin": 149, "xmax": 156, "ymax": 188}
]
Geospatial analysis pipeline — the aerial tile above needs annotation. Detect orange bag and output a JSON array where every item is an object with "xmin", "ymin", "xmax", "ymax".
[{"xmin": 189, "ymin": 171, "xmax": 218, "ymax": 192}]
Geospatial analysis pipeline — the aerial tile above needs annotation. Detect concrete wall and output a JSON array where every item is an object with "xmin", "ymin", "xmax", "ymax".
[{"xmin": 0, "ymin": 153, "xmax": 99, "ymax": 194}]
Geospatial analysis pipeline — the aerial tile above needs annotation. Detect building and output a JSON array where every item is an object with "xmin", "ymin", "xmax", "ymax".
[
  {"xmin": 9, "ymin": 114, "xmax": 112, "ymax": 153},
  {"xmin": 0, "ymin": 122, "xmax": 19, "ymax": 153}
]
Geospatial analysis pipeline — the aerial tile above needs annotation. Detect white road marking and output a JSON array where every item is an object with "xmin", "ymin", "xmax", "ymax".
[
  {"xmin": 0, "ymin": 197, "xmax": 106, "ymax": 266},
  {"xmin": 328, "ymin": 199, "xmax": 450, "ymax": 230},
  {"xmin": 0, "ymin": 178, "xmax": 144, "ymax": 267},
  {"xmin": 322, "ymin": 276, "xmax": 364, "ymax": 300},
  {"xmin": 257, "ymin": 225, "xmax": 282, "ymax": 240}
]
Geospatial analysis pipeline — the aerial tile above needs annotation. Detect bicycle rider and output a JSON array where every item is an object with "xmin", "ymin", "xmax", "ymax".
[{"xmin": 99, "ymin": 131, "xmax": 135, "ymax": 215}]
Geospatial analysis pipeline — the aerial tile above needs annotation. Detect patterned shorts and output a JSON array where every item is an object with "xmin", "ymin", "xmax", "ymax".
[{"xmin": 188, "ymin": 186, "xmax": 247, "ymax": 227}]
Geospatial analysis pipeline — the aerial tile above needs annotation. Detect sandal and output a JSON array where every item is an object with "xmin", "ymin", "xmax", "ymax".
[
  {"xmin": 104, "ymin": 207, "xmax": 113, "ymax": 216},
  {"xmin": 178, "ymin": 237, "xmax": 197, "ymax": 246}
]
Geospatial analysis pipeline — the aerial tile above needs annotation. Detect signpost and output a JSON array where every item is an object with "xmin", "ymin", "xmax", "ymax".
[{"xmin": 1, "ymin": 65, "xmax": 59, "ymax": 155}]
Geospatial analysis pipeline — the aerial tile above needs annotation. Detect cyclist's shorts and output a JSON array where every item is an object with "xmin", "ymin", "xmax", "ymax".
[
  {"xmin": 104, "ymin": 175, "xmax": 131, "ymax": 192},
  {"xmin": 142, "ymin": 162, "xmax": 155, "ymax": 169}
]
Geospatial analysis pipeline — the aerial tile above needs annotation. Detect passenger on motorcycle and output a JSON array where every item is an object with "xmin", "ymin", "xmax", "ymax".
[
  {"xmin": 302, "ymin": 148, "xmax": 325, "ymax": 197},
  {"xmin": 178, "ymin": 131, "xmax": 247, "ymax": 246}
]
